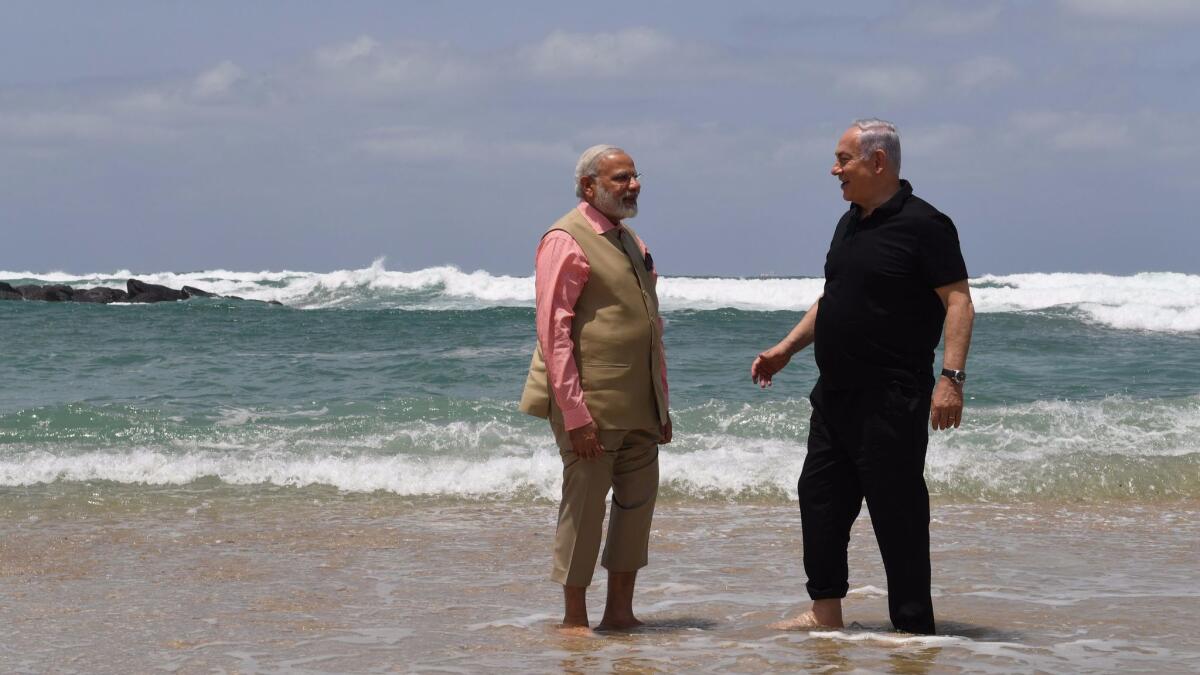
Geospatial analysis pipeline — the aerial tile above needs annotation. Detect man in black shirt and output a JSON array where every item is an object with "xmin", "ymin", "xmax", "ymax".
[{"xmin": 751, "ymin": 118, "xmax": 975, "ymax": 635}]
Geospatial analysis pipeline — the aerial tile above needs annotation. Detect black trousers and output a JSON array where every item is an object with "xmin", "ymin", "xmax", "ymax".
[{"xmin": 799, "ymin": 375, "xmax": 936, "ymax": 635}]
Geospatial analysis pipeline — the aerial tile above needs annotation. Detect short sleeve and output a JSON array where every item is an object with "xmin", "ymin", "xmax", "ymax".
[{"xmin": 918, "ymin": 213, "xmax": 968, "ymax": 288}]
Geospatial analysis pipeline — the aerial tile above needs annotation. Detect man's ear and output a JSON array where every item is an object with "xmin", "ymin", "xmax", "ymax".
[
  {"xmin": 579, "ymin": 176, "xmax": 595, "ymax": 200},
  {"xmin": 872, "ymin": 149, "xmax": 888, "ymax": 174}
]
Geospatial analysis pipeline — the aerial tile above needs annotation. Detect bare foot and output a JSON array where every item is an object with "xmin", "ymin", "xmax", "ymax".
[
  {"xmin": 595, "ymin": 616, "xmax": 644, "ymax": 631},
  {"xmin": 555, "ymin": 623, "xmax": 598, "ymax": 638},
  {"xmin": 769, "ymin": 610, "xmax": 843, "ymax": 631}
]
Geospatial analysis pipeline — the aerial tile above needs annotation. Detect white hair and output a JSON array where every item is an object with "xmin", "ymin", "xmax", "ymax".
[
  {"xmin": 574, "ymin": 144, "xmax": 626, "ymax": 198},
  {"xmin": 853, "ymin": 118, "xmax": 901, "ymax": 173}
]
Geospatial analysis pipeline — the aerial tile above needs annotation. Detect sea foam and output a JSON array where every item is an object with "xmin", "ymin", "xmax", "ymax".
[
  {"xmin": 4, "ymin": 263, "xmax": 1200, "ymax": 331},
  {"xmin": 3, "ymin": 396, "xmax": 1197, "ymax": 500}
]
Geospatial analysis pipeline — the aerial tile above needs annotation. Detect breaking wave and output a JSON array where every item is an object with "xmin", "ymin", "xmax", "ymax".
[
  {"xmin": 3, "ymin": 262, "xmax": 1199, "ymax": 332},
  {"xmin": 3, "ymin": 396, "xmax": 1197, "ymax": 501}
]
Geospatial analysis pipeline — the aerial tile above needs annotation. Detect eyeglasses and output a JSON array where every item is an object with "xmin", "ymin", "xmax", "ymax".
[{"xmin": 592, "ymin": 171, "xmax": 642, "ymax": 186}]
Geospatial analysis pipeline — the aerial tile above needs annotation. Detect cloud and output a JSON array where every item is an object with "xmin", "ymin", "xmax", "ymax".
[
  {"xmin": 834, "ymin": 66, "xmax": 927, "ymax": 101},
  {"xmin": 999, "ymin": 109, "xmax": 1200, "ymax": 172},
  {"xmin": 309, "ymin": 29, "xmax": 739, "ymax": 101},
  {"xmin": 0, "ymin": 110, "xmax": 171, "ymax": 144},
  {"xmin": 0, "ymin": 59, "xmax": 265, "ymax": 150},
  {"xmin": 572, "ymin": 121, "xmax": 689, "ymax": 152},
  {"xmin": 1053, "ymin": 120, "xmax": 1132, "ymax": 151},
  {"xmin": 111, "ymin": 60, "xmax": 258, "ymax": 117},
  {"xmin": 771, "ymin": 133, "xmax": 835, "ymax": 166},
  {"xmin": 191, "ymin": 61, "xmax": 245, "ymax": 100},
  {"xmin": 903, "ymin": 123, "xmax": 974, "ymax": 158},
  {"xmin": 574, "ymin": 121, "xmax": 782, "ymax": 179},
  {"xmin": 309, "ymin": 36, "xmax": 480, "ymax": 96},
  {"xmin": 519, "ymin": 27, "xmax": 679, "ymax": 78},
  {"xmin": 902, "ymin": 4, "xmax": 1004, "ymax": 34},
  {"xmin": 113, "ymin": 91, "xmax": 174, "ymax": 115},
  {"xmin": 0, "ymin": 111, "xmax": 117, "ymax": 142},
  {"xmin": 953, "ymin": 56, "xmax": 1019, "ymax": 90},
  {"xmin": 1059, "ymin": 0, "xmax": 1200, "ymax": 21},
  {"xmin": 308, "ymin": 29, "xmax": 733, "ymax": 97},
  {"xmin": 1008, "ymin": 111, "xmax": 1133, "ymax": 151},
  {"xmin": 355, "ymin": 126, "xmax": 574, "ymax": 163},
  {"xmin": 315, "ymin": 36, "xmax": 379, "ymax": 68},
  {"xmin": 355, "ymin": 126, "xmax": 469, "ymax": 161}
]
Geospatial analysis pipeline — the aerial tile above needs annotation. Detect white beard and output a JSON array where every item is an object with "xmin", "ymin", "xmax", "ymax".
[{"xmin": 593, "ymin": 183, "xmax": 637, "ymax": 220}]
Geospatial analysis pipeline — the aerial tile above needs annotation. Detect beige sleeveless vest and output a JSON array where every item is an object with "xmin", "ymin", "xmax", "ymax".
[{"xmin": 519, "ymin": 209, "xmax": 667, "ymax": 431}]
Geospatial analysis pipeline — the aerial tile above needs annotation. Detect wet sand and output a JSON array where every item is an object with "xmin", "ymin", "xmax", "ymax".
[{"xmin": 2, "ymin": 488, "xmax": 1198, "ymax": 673}]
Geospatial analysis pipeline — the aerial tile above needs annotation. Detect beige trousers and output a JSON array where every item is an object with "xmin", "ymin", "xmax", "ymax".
[{"xmin": 549, "ymin": 422, "xmax": 660, "ymax": 587}]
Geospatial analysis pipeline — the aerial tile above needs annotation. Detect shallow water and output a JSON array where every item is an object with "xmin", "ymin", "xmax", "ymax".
[
  {"xmin": 3, "ymin": 272, "xmax": 1200, "ymax": 503},
  {"xmin": 2, "ymin": 489, "xmax": 1197, "ymax": 673},
  {"xmin": 3, "ymin": 266, "xmax": 1199, "ymax": 671}
]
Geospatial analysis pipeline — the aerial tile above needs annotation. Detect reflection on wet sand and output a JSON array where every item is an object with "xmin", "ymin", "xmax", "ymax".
[{"xmin": 1, "ymin": 489, "xmax": 1196, "ymax": 673}]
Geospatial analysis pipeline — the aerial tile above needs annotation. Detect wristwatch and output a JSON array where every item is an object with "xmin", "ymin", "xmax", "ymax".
[{"xmin": 941, "ymin": 368, "xmax": 966, "ymax": 385}]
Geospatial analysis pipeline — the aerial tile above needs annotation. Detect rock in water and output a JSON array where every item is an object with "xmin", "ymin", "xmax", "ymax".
[
  {"xmin": 126, "ymin": 279, "xmax": 189, "ymax": 303},
  {"xmin": 0, "ymin": 282, "xmax": 23, "ymax": 300},
  {"xmin": 2, "ymin": 279, "xmax": 283, "ymax": 306},
  {"xmin": 180, "ymin": 285, "xmax": 217, "ymax": 298},
  {"xmin": 73, "ymin": 287, "xmax": 130, "ymax": 303},
  {"xmin": 17, "ymin": 284, "xmax": 75, "ymax": 302}
]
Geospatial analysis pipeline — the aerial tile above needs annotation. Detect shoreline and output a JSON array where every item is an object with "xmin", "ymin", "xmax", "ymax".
[
  {"xmin": 3, "ymin": 479, "xmax": 1198, "ymax": 512},
  {"xmin": 3, "ymin": 493, "xmax": 1197, "ymax": 672}
]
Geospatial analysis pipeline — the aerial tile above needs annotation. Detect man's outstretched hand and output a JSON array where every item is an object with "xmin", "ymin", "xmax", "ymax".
[{"xmin": 751, "ymin": 346, "xmax": 792, "ymax": 388}]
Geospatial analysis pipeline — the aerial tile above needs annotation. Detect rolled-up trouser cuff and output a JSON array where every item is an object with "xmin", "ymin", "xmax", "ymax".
[
  {"xmin": 806, "ymin": 582, "xmax": 849, "ymax": 600},
  {"xmin": 549, "ymin": 425, "xmax": 659, "ymax": 586}
]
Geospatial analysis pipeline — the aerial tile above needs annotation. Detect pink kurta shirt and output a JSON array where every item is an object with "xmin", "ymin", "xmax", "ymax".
[{"xmin": 534, "ymin": 202, "xmax": 669, "ymax": 431}]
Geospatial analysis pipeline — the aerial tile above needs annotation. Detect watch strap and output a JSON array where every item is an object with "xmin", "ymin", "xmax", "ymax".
[{"xmin": 941, "ymin": 368, "xmax": 966, "ymax": 384}]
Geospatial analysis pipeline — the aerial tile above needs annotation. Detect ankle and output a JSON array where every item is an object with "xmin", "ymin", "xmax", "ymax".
[
  {"xmin": 811, "ymin": 599, "xmax": 844, "ymax": 625},
  {"xmin": 601, "ymin": 609, "xmax": 634, "ymax": 621},
  {"xmin": 561, "ymin": 613, "xmax": 589, "ymax": 627},
  {"xmin": 562, "ymin": 585, "xmax": 590, "ymax": 626}
]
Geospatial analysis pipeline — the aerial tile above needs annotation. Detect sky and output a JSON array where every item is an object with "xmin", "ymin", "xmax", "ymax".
[{"xmin": 2, "ymin": 0, "xmax": 1198, "ymax": 277}]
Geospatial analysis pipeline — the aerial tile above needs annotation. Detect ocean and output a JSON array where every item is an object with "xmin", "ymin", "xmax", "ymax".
[{"xmin": 2, "ymin": 262, "xmax": 1198, "ymax": 672}]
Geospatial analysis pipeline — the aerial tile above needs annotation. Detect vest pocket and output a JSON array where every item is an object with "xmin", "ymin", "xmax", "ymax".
[{"xmin": 580, "ymin": 361, "xmax": 630, "ymax": 383}]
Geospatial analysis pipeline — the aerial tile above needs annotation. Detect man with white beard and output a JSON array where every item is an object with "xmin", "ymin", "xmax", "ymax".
[{"xmin": 519, "ymin": 145, "xmax": 672, "ymax": 635}]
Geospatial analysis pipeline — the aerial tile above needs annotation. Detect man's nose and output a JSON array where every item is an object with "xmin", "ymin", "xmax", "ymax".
[
  {"xmin": 628, "ymin": 176, "xmax": 641, "ymax": 191},
  {"xmin": 831, "ymin": 164, "xmax": 841, "ymax": 176}
]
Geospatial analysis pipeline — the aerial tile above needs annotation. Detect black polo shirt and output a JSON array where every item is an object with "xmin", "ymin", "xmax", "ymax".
[{"xmin": 814, "ymin": 180, "xmax": 967, "ymax": 388}]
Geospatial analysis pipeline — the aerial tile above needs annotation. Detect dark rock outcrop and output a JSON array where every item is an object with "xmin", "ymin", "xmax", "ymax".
[
  {"xmin": 0, "ymin": 282, "xmax": 23, "ymax": 300},
  {"xmin": 126, "ymin": 279, "xmax": 189, "ymax": 303},
  {"xmin": 72, "ymin": 287, "xmax": 130, "ymax": 303},
  {"xmin": 181, "ymin": 285, "xmax": 217, "ymax": 298},
  {"xmin": 1, "ymin": 278, "xmax": 280, "ymax": 306},
  {"xmin": 17, "ymin": 284, "xmax": 75, "ymax": 302}
]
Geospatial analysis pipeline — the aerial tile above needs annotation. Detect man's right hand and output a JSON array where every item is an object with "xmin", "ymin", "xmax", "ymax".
[
  {"xmin": 751, "ymin": 345, "xmax": 793, "ymax": 388},
  {"xmin": 568, "ymin": 422, "xmax": 605, "ymax": 460}
]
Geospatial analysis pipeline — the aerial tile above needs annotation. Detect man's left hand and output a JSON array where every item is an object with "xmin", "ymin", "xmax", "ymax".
[
  {"xmin": 930, "ymin": 378, "xmax": 964, "ymax": 430},
  {"xmin": 660, "ymin": 416, "xmax": 673, "ymax": 444}
]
